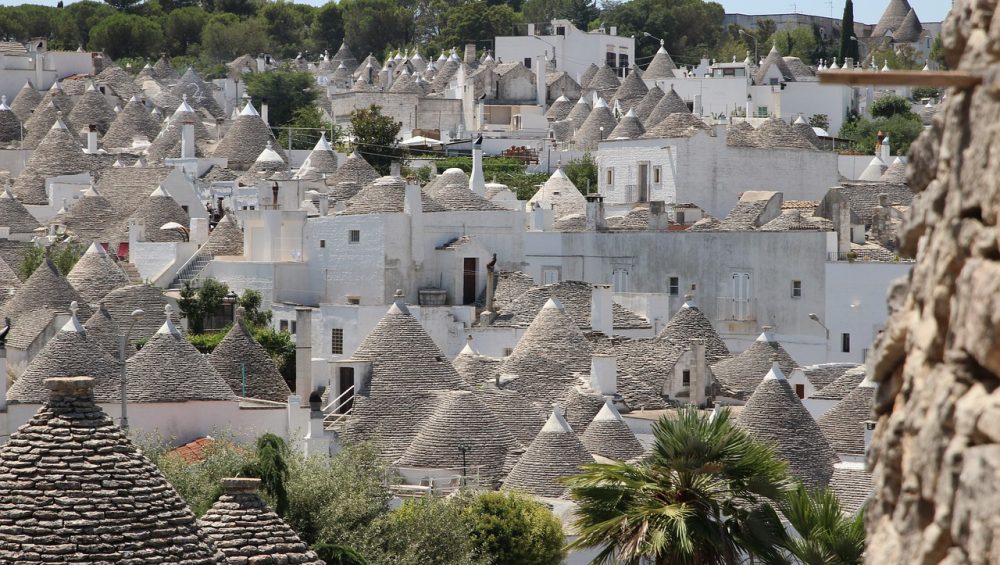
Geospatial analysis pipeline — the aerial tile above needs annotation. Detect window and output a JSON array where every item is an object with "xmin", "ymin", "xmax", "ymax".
[
  {"xmin": 668, "ymin": 277, "xmax": 679, "ymax": 296},
  {"xmin": 181, "ymin": 205, "xmax": 189, "ymax": 214},
  {"xmin": 682, "ymin": 370, "xmax": 690, "ymax": 387},
  {"xmin": 346, "ymin": 296, "xmax": 360, "ymax": 305},
  {"xmin": 290, "ymin": 321, "xmax": 297, "ymax": 334},
  {"xmin": 319, "ymin": 239, "xmax": 326, "ymax": 248},
  {"xmin": 791, "ymin": 280, "xmax": 802, "ymax": 298},
  {"xmin": 653, "ymin": 166, "xmax": 661, "ymax": 183},
  {"xmin": 348, "ymin": 229, "xmax": 360, "ymax": 243},
  {"xmin": 523, "ymin": 57, "xmax": 532, "ymax": 69},
  {"xmin": 331, "ymin": 328, "xmax": 344, "ymax": 354},
  {"xmin": 795, "ymin": 384, "xmax": 805, "ymax": 399},
  {"xmin": 542, "ymin": 267, "xmax": 560, "ymax": 285},
  {"xmin": 618, "ymin": 53, "xmax": 629, "ymax": 68},
  {"xmin": 279, "ymin": 320, "xmax": 288, "ymax": 332},
  {"xmin": 606, "ymin": 51, "xmax": 616, "ymax": 67},
  {"xmin": 556, "ymin": 26, "xmax": 566, "ymax": 36},
  {"xmin": 605, "ymin": 168, "xmax": 613, "ymax": 185},
  {"xmin": 841, "ymin": 333, "xmax": 851, "ymax": 353},
  {"xmin": 612, "ymin": 269, "xmax": 630, "ymax": 293},
  {"xmin": 676, "ymin": 211, "xmax": 686, "ymax": 224},
  {"xmin": 503, "ymin": 347, "xmax": 513, "ymax": 357}
]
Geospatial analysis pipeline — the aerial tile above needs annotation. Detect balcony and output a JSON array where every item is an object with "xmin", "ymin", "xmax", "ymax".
[{"xmin": 716, "ymin": 297, "xmax": 757, "ymax": 322}]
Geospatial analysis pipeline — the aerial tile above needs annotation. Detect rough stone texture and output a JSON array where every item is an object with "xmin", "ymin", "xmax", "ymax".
[
  {"xmin": 581, "ymin": 400, "xmax": 645, "ymax": 461},
  {"xmin": 213, "ymin": 106, "xmax": 283, "ymax": 170},
  {"xmin": 2, "ymin": 259, "xmax": 91, "ymax": 349},
  {"xmin": 67, "ymin": 243, "xmax": 130, "ymax": 303},
  {"xmin": 199, "ymin": 214, "xmax": 244, "ymax": 257},
  {"xmin": 574, "ymin": 100, "xmax": 618, "ymax": 150},
  {"xmin": 10, "ymin": 80, "xmax": 41, "ymax": 122},
  {"xmin": 208, "ymin": 312, "xmax": 291, "ymax": 402},
  {"xmin": 711, "ymin": 332, "xmax": 798, "ymax": 399},
  {"xmin": 172, "ymin": 67, "xmax": 224, "ymax": 118},
  {"xmin": 102, "ymin": 284, "xmax": 181, "ymax": 345},
  {"xmin": 12, "ymin": 118, "xmax": 89, "ymax": 205},
  {"xmin": 502, "ymin": 407, "xmax": 593, "ymax": 497},
  {"xmin": 199, "ymin": 479, "xmax": 322, "ymax": 565},
  {"xmin": 656, "ymin": 300, "xmax": 730, "ymax": 363},
  {"xmin": 0, "ymin": 377, "xmax": 225, "ymax": 563},
  {"xmin": 643, "ymin": 47, "xmax": 678, "ymax": 80},
  {"xmin": 545, "ymin": 96, "xmax": 574, "ymax": 121},
  {"xmin": 643, "ymin": 112, "xmax": 711, "ymax": 140},
  {"xmin": 818, "ymin": 382, "xmax": 875, "ymax": 457},
  {"xmin": 643, "ymin": 86, "xmax": 691, "ymax": 130},
  {"xmin": 103, "ymin": 96, "xmax": 162, "ymax": 149},
  {"xmin": 865, "ymin": 4, "xmax": 1000, "ymax": 562},
  {"xmin": 0, "ymin": 187, "xmax": 42, "ymax": 234},
  {"xmin": 338, "ymin": 176, "xmax": 446, "ymax": 215},
  {"xmin": 631, "ymin": 85, "xmax": 664, "ymax": 123},
  {"xmin": 116, "ymin": 188, "xmax": 191, "ymax": 243},
  {"xmin": 325, "ymin": 150, "xmax": 380, "ymax": 189},
  {"xmin": 96, "ymin": 65, "xmax": 142, "ymax": 100},
  {"xmin": 0, "ymin": 99, "xmax": 20, "ymax": 143},
  {"xmin": 67, "ymin": 85, "xmax": 117, "ymax": 135}
]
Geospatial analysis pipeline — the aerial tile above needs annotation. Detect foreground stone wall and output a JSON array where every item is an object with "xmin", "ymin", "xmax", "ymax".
[{"xmin": 867, "ymin": 2, "xmax": 1000, "ymax": 563}]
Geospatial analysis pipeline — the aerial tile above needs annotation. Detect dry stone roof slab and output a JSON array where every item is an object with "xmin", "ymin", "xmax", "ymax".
[
  {"xmin": 12, "ymin": 118, "xmax": 89, "ymax": 204},
  {"xmin": 172, "ymin": 67, "xmax": 224, "ymax": 118},
  {"xmin": 502, "ymin": 407, "xmax": 593, "ymax": 498},
  {"xmin": 67, "ymin": 242, "xmax": 130, "ymax": 302},
  {"xmin": 102, "ymin": 284, "xmax": 179, "ymax": 345},
  {"xmin": 581, "ymin": 400, "xmax": 645, "ymax": 460},
  {"xmin": 632, "ymin": 85, "xmax": 664, "ymax": 123},
  {"xmin": 643, "ymin": 111, "xmax": 710, "ymax": 139},
  {"xmin": 0, "ymin": 187, "xmax": 41, "ymax": 233},
  {"xmin": 67, "ymin": 83, "xmax": 117, "ymax": 134},
  {"xmin": 644, "ymin": 45, "xmax": 678, "ymax": 79},
  {"xmin": 103, "ymin": 95, "xmax": 162, "ymax": 149},
  {"xmin": 326, "ymin": 150, "xmax": 380, "ymax": 188},
  {"xmin": 817, "ymin": 381, "xmax": 875, "ymax": 456},
  {"xmin": 208, "ymin": 312, "xmax": 291, "ymax": 402},
  {"xmin": 811, "ymin": 366, "xmax": 867, "ymax": 400},
  {"xmin": 711, "ymin": 330, "xmax": 798, "ymax": 399},
  {"xmin": 339, "ymin": 176, "xmax": 446, "ymax": 215},
  {"xmin": 656, "ymin": 300, "xmax": 730, "ymax": 363},
  {"xmin": 643, "ymin": 86, "xmax": 690, "ymax": 129},
  {"xmin": 10, "ymin": 80, "xmax": 41, "ymax": 122}
]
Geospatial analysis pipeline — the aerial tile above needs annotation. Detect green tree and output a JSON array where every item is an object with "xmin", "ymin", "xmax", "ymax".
[
  {"xmin": 245, "ymin": 69, "xmax": 317, "ymax": 128},
  {"xmin": 310, "ymin": 2, "xmax": 344, "ymax": 55},
  {"xmin": 521, "ymin": 0, "xmax": 597, "ymax": 31},
  {"xmin": 870, "ymin": 43, "xmax": 921, "ymax": 71},
  {"xmin": 563, "ymin": 152, "xmax": 596, "ymax": 193},
  {"xmin": 870, "ymin": 94, "xmax": 911, "ymax": 119},
  {"xmin": 141, "ymin": 434, "xmax": 251, "ymax": 516},
  {"xmin": 776, "ymin": 485, "xmax": 865, "ymax": 565},
  {"xmin": 278, "ymin": 105, "xmax": 337, "ymax": 150},
  {"xmin": 838, "ymin": 0, "xmax": 859, "ymax": 62},
  {"xmin": 313, "ymin": 544, "xmax": 372, "ymax": 565},
  {"xmin": 200, "ymin": 12, "xmax": 269, "ymax": 63},
  {"xmin": 350, "ymin": 105, "xmax": 401, "ymax": 176},
  {"xmin": 236, "ymin": 288, "xmax": 272, "ymax": 327},
  {"xmin": 929, "ymin": 35, "xmax": 947, "ymax": 70},
  {"xmin": 57, "ymin": 1, "xmax": 116, "ymax": 48},
  {"xmin": 103, "ymin": 0, "xmax": 144, "ymax": 12},
  {"xmin": 340, "ymin": 0, "xmax": 414, "ymax": 61},
  {"xmin": 838, "ymin": 112, "xmax": 924, "ymax": 155},
  {"xmin": 564, "ymin": 406, "xmax": 791, "ymax": 564},
  {"xmin": 372, "ymin": 496, "xmax": 480, "ymax": 565},
  {"xmin": 602, "ymin": 0, "xmax": 725, "ymax": 64},
  {"xmin": 241, "ymin": 433, "xmax": 291, "ymax": 516},
  {"xmin": 258, "ymin": 1, "xmax": 312, "ymax": 59},
  {"xmin": 165, "ymin": 5, "xmax": 207, "ymax": 55},
  {"xmin": 436, "ymin": 2, "xmax": 518, "ymax": 53},
  {"xmin": 464, "ymin": 492, "xmax": 565, "ymax": 565},
  {"xmin": 177, "ymin": 277, "xmax": 230, "ymax": 334},
  {"xmin": 18, "ymin": 243, "xmax": 84, "ymax": 280},
  {"xmin": 809, "ymin": 113, "xmax": 830, "ymax": 131},
  {"xmin": 771, "ymin": 27, "xmax": 817, "ymax": 64},
  {"xmin": 88, "ymin": 12, "xmax": 164, "ymax": 58}
]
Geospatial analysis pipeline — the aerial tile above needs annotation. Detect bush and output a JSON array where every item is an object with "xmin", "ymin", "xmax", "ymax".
[
  {"xmin": 464, "ymin": 492, "xmax": 566, "ymax": 565},
  {"xmin": 186, "ymin": 328, "xmax": 228, "ymax": 353},
  {"xmin": 869, "ymin": 95, "xmax": 912, "ymax": 119},
  {"xmin": 563, "ymin": 153, "xmax": 597, "ymax": 194},
  {"xmin": 839, "ymin": 113, "xmax": 924, "ymax": 156},
  {"xmin": 371, "ymin": 496, "xmax": 480, "ymax": 565},
  {"xmin": 141, "ymin": 435, "xmax": 251, "ymax": 517},
  {"xmin": 911, "ymin": 87, "xmax": 941, "ymax": 102},
  {"xmin": 18, "ymin": 242, "xmax": 85, "ymax": 280}
]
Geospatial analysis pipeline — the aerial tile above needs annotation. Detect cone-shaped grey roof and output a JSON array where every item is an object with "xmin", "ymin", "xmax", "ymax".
[
  {"xmin": 893, "ymin": 8, "xmax": 923, "ymax": 43},
  {"xmin": 153, "ymin": 56, "xmax": 180, "ymax": 82},
  {"xmin": 10, "ymin": 80, "xmax": 41, "ymax": 122},
  {"xmin": 51, "ymin": 186, "xmax": 118, "ymax": 244},
  {"xmin": 754, "ymin": 45, "xmax": 795, "ymax": 85},
  {"xmin": 792, "ymin": 119, "xmax": 823, "ymax": 149},
  {"xmin": 126, "ymin": 311, "xmax": 236, "ymax": 402},
  {"xmin": 502, "ymin": 407, "xmax": 593, "ymax": 497},
  {"xmin": 581, "ymin": 399, "xmax": 645, "ymax": 460},
  {"xmin": 610, "ymin": 67, "xmax": 648, "ymax": 111},
  {"xmin": 117, "ymin": 186, "xmax": 190, "ymax": 243},
  {"xmin": 811, "ymin": 366, "xmax": 867, "ymax": 400},
  {"xmin": 0, "ymin": 376, "xmax": 226, "ymax": 563},
  {"xmin": 66, "ymin": 242, "xmax": 130, "ymax": 303},
  {"xmin": 452, "ymin": 344, "xmax": 501, "ymax": 387},
  {"xmin": 499, "ymin": 298, "xmax": 591, "ymax": 405},
  {"xmin": 574, "ymin": 98, "xmax": 618, "ymax": 150},
  {"xmin": 557, "ymin": 385, "xmax": 605, "ymax": 434},
  {"xmin": 35, "ymin": 81, "xmax": 74, "ymax": 116},
  {"xmin": 631, "ymin": 85, "xmax": 664, "ymax": 123},
  {"xmin": 817, "ymin": 380, "xmax": 875, "ymax": 456},
  {"xmin": 588, "ymin": 65, "xmax": 621, "ymax": 98},
  {"xmin": 423, "ymin": 167, "xmax": 469, "ymax": 197},
  {"xmin": 489, "ymin": 278, "xmax": 649, "ymax": 330},
  {"xmin": 546, "ymin": 95, "xmax": 574, "ymax": 121},
  {"xmin": 0, "ymin": 187, "xmax": 41, "ymax": 234},
  {"xmin": 103, "ymin": 96, "xmax": 162, "ymax": 149},
  {"xmin": 644, "ymin": 44, "xmax": 678, "ymax": 79},
  {"xmin": 83, "ymin": 301, "xmax": 124, "ymax": 358},
  {"xmin": 12, "ymin": 118, "xmax": 89, "ymax": 204},
  {"xmin": 338, "ymin": 176, "xmax": 446, "ymax": 215},
  {"xmin": 214, "ymin": 103, "xmax": 284, "ymax": 170},
  {"xmin": 343, "ymin": 301, "xmax": 465, "ymax": 459},
  {"xmin": 726, "ymin": 121, "xmax": 759, "ymax": 147},
  {"xmin": 67, "ymin": 83, "xmax": 117, "ymax": 135},
  {"xmin": 135, "ymin": 63, "xmax": 157, "ymax": 85},
  {"xmin": 102, "ymin": 284, "xmax": 179, "ymax": 345},
  {"xmin": 388, "ymin": 69, "xmax": 424, "ymax": 94},
  {"xmin": 480, "ymin": 385, "xmax": 546, "ymax": 446},
  {"xmin": 237, "ymin": 141, "xmax": 286, "ymax": 185},
  {"xmin": 295, "ymin": 132, "xmax": 338, "ymax": 178},
  {"xmin": 0, "ymin": 253, "xmax": 20, "ymax": 296},
  {"xmin": 325, "ymin": 150, "xmax": 380, "ymax": 188},
  {"xmin": 565, "ymin": 97, "xmax": 591, "ymax": 131},
  {"xmin": 398, "ymin": 390, "xmax": 518, "ymax": 485},
  {"xmin": 736, "ymin": 364, "xmax": 838, "ymax": 488},
  {"xmin": 643, "ymin": 86, "xmax": 690, "ymax": 129},
  {"xmin": 145, "ymin": 114, "xmax": 209, "ymax": 162},
  {"xmin": 8, "ymin": 310, "xmax": 122, "ymax": 404},
  {"xmin": 607, "ymin": 108, "xmax": 645, "ymax": 140},
  {"xmin": 199, "ymin": 213, "xmax": 243, "ymax": 257},
  {"xmin": 578, "ymin": 64, "xmax": 600, "ymax": 90},
  {"xmin": 431, "ymin": 183, "xmax": 505, "ymax": 211},
  {"xmin": 880, "ymin": 157, "xmax": 907, "ymax": 183},
  {"xmin": 172, "ymin": 66, "xmax": 223, "ymax": 118},
  {"xmin": 643, "ymin": 112, "xmax": 710, "ymax": 139},
  {"xmin": 0, "ymin": 96, "xmax": 20, "ymax": 142},
  {"xmin": 873, "ymin": 0, "xmax": 914, "ymax": 39},
  {"xmin": 208, "ymin": 311, "xmax": 291, "ymax": 402},
  {"xmin": 331, "ymin": 41, "xmax": 358, "ymax": 68},
  {"xmin": 711, "ymin": 330, "xmax": 798, "ymax": 399},
  {"xmin": 22, "ymin": 99, "xmax": 74, "ymax": 149},
  {"xmin": 95, "ymin": 64, "xmax": 141, "ymax": 100},
  {"xmin": 199, "ymin": 478, "xmax": 323, "ymax": 564},
  {"xmin": 802, "ymin": 363, "xmax": 860, "ymax": 391},
  {"xmin": 755, "ymin": 116, "xmax": 815, "ymax": 149},
  {"xmin": 656, "ymin": 299, "xmax": 730, "ymax": 363},
  {"xmin": 2, "ymin": 258, "xmax": 90, "ymax": 323}
]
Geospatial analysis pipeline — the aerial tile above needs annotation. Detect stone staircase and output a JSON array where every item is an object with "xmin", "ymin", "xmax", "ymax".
[
  {"xmin": 168, "ymin": 253, "xmax": 213, "ymax": 291},
  {"xmin": 119, "ymin": 261, "xmax": 143, "ymax": 284}
]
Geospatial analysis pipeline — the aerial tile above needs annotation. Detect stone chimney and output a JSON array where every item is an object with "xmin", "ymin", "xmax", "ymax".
[
  {"xmin": 536, "ymin": 56, "xmax": 546, "ymax": 110},
  {"xmin": 390, "ymin": 161, "xmax": 402, "ymax": 177},
  {"xmin": 318, "ymin": 193, "xmax": 330, "ymax": 216},
  {"xmin": 585, "ymin": 194, "xmax": 606, "ymax": 231},
  {"xmin": 864, "ymin": 420, "xmax": 876, "ymax": 454},
  {"xmin": 44, "ymin": 376, "xmax": 95, "ymax": 405},
  {"xmin": 590, "ymin": 354, "xmax": 617, "ymax": 395},
  {"xmin": 181, "ymin": 122, "xmax": 195, "ymax": 159},
  {"xmin": 648, "ymin": 201, "xmax": 669, "ymax": 230},
  {"xmin": 591, "ymin": 284, "xmax": 613, "ymax": 335},
  {"xmin": 689, "ymin": 338, "xmax": 707, "ymax": 406},
  {"xmin": 86, "ymin": 124, "xmax": 98, "ymax": 154},
  {"xmin": 464, "ymin": 44, "xmax": 477, "ymax": 65},
  {"xmin": 294, "ymin": 306, "xmax": 312, "ymax": 396},
  {"xmin": 261, "ymin": 98, "xmax": 269, "ymax": 126},
  {"xmin": 221, "ymin": 477, "xmax": 261, "ymax": 495},
  {"xmin": 469, "ymin": 137, "xmax": 486, "ymax": 195}
]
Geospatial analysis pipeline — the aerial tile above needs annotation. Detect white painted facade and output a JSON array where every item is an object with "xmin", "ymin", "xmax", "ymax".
[{"xmin": 495, "ymin": 20, "xmax": 635, "ymax": 83}]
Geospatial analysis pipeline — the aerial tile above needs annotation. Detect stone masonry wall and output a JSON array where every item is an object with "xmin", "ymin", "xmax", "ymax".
[{"xmin": 867, "ymin": 2, "xmax": 1000, "ymax": 563}]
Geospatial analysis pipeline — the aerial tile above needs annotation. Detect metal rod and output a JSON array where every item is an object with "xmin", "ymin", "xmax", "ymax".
[{"xmin": 818, "ymin": 70, "xmax": 982, "ymax": 88}]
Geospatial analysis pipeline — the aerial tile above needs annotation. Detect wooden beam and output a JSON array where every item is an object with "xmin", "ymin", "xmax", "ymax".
[{"xmin": 818, "ymin": 70, "xmax": 982, "ymax": 88}]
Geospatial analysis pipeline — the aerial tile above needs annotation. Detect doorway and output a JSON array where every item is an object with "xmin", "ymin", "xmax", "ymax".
[
  {"xmin": 337, "ymin": 367, "xmax": 355, "ymax": 414},
  {"xmin": 638, "ymin": 163, "xmax": 649, "ymax": 202},
  {"xmin": 463, "ymin": 258, "xmax": 478, "ymax": 305}
]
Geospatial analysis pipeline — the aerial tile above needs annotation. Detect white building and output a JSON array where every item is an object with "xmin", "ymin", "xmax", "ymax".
[{"xmin": 495, "ymin": 19, "xmax": 635, "ymax": 82}]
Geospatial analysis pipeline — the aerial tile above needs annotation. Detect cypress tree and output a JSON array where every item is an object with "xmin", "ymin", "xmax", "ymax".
[{"xmin": 839, "ymin": 0, "xmax": 860, "ymax": 62}]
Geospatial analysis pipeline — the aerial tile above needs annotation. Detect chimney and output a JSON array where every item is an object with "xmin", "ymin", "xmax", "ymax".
[
  {"xmin": 689, "ymin": 338, "xmax": 706, "ymax": 406},
  {"xmin": 181, "ymin": 122, "xmax": 195, "ymax": 159},
  {"xmin": 221, "ymin": 477, "xmax": 261, "ymax": 496},
  {"xmin": 864, "ymin": 420, "xmax": 876, "ymax": 454},
  {"xmin": 86, "ymin": 124, "xmax": 97, "ymax": 154},
  {"xmin": 880, "ymin": 137, "xmax": 891, "ymax": 162},
  {"xmin": 44, "ymin": 376, "xmax": 96, "ymax": 406},
  {"xmin": 294, "ymin": 306, "xmax": 312, "ymax": 396},
  {"xmin": 270, "ymin": 182, "xmax": 279, "ymax": 208},
  {"xmin": 590, "ymin": 354, "xmax": 617, "ymax": 395},
  {"xmin": 527, "ymin": 23, "xmax": 536, "ymax": 36},
  {"xmin": 536, "ymin": 56, "xmax": 546, "ymax": 110},
  {"xmin": 464, "ymin": 44, "xmax": 477, "ymax": 65},
  {"xmin": 845, "ymin": 57, "xmax": 854, "ymax": 69},
  {"xmin": 0, "ymin": 326, "xmax": 7, "ymax": 412},
  {"xmin": 469, "ymin": 137, "xmax": 486, "ymax": 195},
  {"xmin": 590, "ymin": 283, "xmax": 613, "ymax": 335},
  {"xmin": 318, "ymin": 193, "xmax": 330, "ymax": 216},
  {"xmin": 404, "ymin": 180, "xmax": 425, "ymax": 264},
  {"xmin": 481, "ymin": 260, "xmax": 497, "ymax": 325},
  {"xmin": 648, "ymin": 201, "xmax": 668, "ymax": 230},
  {"xmin": 530, "ymin": 204, "xmax": 553, "ymax": 231},
  {"xmin": 585, "ymin": 194, "xmax": 606, "ymax": 231},
  {"xmin": 261, "ymin": 98, "xmax": 269, "ymax": 126},
  {"xmin": 390, "ymin": 161, "xmax": 402, "ymax": 177}
]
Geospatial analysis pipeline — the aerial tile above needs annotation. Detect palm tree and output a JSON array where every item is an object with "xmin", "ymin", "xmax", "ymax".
[
  {"xmin": 563, "ymin": 406, "xmax": 792, "ymax": 564},
  {"xmin": 776, "ymin": 485, "xmax": 864, "ymax": 565}
]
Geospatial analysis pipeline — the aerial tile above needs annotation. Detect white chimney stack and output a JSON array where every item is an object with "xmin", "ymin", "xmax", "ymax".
[
  {"xmin": 0, "ymin": 340, "xmax": 7, "ymax": 412},
  {"xmin": 469, "ymin": 136, "xmax": 486, "ymax": 195},
  {"xmin": 689, "ymin": 338, "xmax": 707, "ymax": 406},
  {"xmin": 880, "ymin": 137, "xmax": 891, "ymax": 162},
  {"xmin": 261, "ymin": 99, "xmax": 269, "ymax": 126},
  {"xmin": 536, "ymin": 56, "xmax": 546, "ymax": 110},
  {"xmin": 864, "ymin": 420, "xmax": 876, "ymax": 454},
  {"xmin": 294, "ymin": 306, "xmax": 312, "ymax": 396},
  {"xmin": 181, "ymin": 122, "xmax": 195, "ymax": 159},
  {"xmin": 86, "ymin": 125, "xmax": 98, "ymax": 154},
  {"xmin": 590, "ymin": 354, "xmax": 617, "ymax": 396},
  {"xmin": 591, "ymin": 283, "xmax": 613, "ymax": 335}
]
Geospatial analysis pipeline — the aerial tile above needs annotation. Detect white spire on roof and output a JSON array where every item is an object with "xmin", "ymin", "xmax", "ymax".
[
  {"xmin": 592, "ymin": 397, "xmax": 624, "ymax": 422},
  {"xmin": 60, "ymin": 301, "xmax": 85, "ymax": 334},
  {"xmin": 84, "ymin": 242, "xmax": 107, "ymax": 257},
  {"xmin": 459, "ymin": 335, "xmax": 477, "ymax": 356},
  {"xmin": 681, "ymin": 293, "xmax": 698, "ymax": 309},
  {"xmin": 594, "ymin": 97, "xmax": 608, "ymax": 109},
  {"xmin": 112, "ymin": 158, "xmax": 124, "ymax": 168},
  {"xmin": 51, "ymin": 113, "xmax": 68, "ymax": 131},
  {"xmin": 794, "ymin": 115, "xmax": 808, "ymax": 125},
  {"xmin": 555, "ymin": 94, "xmax": 569, "ymax": 103},
  {"xmin": 541, "ymin": 405, "xmax": 574, "ymax": 433},
  {"xmin": 762, "ymin": 361, "xmax": 786, "ymax": 381},
  {"xmin": 624, "ymin": 108, "xmax": 637, "ymax": 118},
  {"xmin": 85, "ymin": 81, "xmax": 97, "ymax": 92},
  {"xmin": 922, "ymin": 60, "xmax": 930, "ymax": 71},
  {"xmin": 0, "ymin": 95, "xmax": 8, "ymax": 111},
  {"xmin": 0, "ymin": 188, "xmax": 13, "ymax": 200},
  {"xmin": 239, "ymin": 101, "xmax": 260, "ymax": 117},
  {"xmin": 49, "ymin": 81, "xmax": 64, "ymax": 94},
  {"xmin": 657, "ymin": 38, "xmax": 667, "ymax": 54},
  {"xmin": 150, "ymin": 185, "xmax": 169, "ymax": 197},
  {"xmin": 881, "ymin": 59, "xmax": 890, "ymax": 72},
  {"xmin": 157, "ymin": 304, "xmax": 180, "ymax": 335},
  {"xmin": 255, "ymin": 140, "xmax": 284, "ymax": 163},
  {"xmin": 83, "ymin": 185, "xmax": 99, "ymax": 196},
  {"xmin": 174, "ymin": 94, "xmax": 195, "ymax": 115},
  {"xmin": 313, "ymin": 131, "xmax": 332, "ymax": 151},
  {"xmin": 541, "ymin": 296, "xmax": 566, "ymax": 313},
  {"xmin": 756, "ymin": 326, "xmax": 776, "ymax": 343}
]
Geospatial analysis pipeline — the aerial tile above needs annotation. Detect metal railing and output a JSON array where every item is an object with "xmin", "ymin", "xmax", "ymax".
[
  {"xmin": 168, "ymin": 253, "xmax": 214, "ymax": 290},
  {"xmin": 826, "ymin": 251, "xmax": 913, "ymax": 263},
  {"xmin": 386, "ymin": 466, "xmax": 484, "ymax": 497},
  {"xmin": 322, "ymin": 384, "xmax": 355, "ymax": 415},
  {"xmin": 716, "ymin": 297, "xmax": 757, "ymax": 322}
]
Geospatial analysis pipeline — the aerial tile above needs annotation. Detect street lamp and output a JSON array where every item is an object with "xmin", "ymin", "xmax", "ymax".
[
  {"xmin": 119, "ymin": 308, "xmax": 144, "ymax": 432},
  {"xmin": 738, "ymin": 29, "xmax": 759, "ymax": 64},
  {"xmin": 808, "ymin": 312, "xmax": 829, "ymax": 339},
  {"xmin": 456, "ymin": 440, "xmax": 471, "ymax": 486}
]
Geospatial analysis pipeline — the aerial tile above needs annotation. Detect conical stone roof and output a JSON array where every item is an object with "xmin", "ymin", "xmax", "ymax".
[
  {"xmin": 118, "ymin": 186, "xmax": 190, "ymax": 243},
  {"xmin": 711, "ymin": 329, "xmax": 798, "ymax": 399},
  {"xmin": 557, "ymin": 384, "xmax": 605, "ymax": 433},
  {"xmin": 643, "ymin": 85, "xmax": 690, "ymax": 129},
  {"xmin": 565, "ymin": 97, "xmax": 591, "ymax": 131},
  {"xmin": 7, "ymin": 307, "xmax": 122, "ymax": 404},
  {"xmin": 610, "ymin": 67, "xmax": 648, "ymax": 112},
  {"xmin": 66, "ymin": 242, "xmax": 130, "ymax": 303},
  {"xmin": 754, "ymin": 45, "xmax": 795, "ymax": 85},
  {"xmin": 103, "ymin": 95, "xmax": 162, "ymax": 149},
  {"xmin": 881, "ymin": 157, "xmax": 907, "ymax": 183},
  {"xmin": 644, "ymin": 43, "xmax": 678, "ymax": 79},
  {"xmin": 325, "ymin": 150, "xmax": 380, "ymax": 188},
  {"xmin": 331, "ymin": 41, "xmax": 358, "ymax": 69},
  {"xmin": 432, "ymin": 183, "xmax": 505, "ymax": 212},
  {"xmin": 102, "ymin": 284, "xmax": 179, "ymax": 345},
  {"xmin": 214, "ymin": 103, "xmax": 284, "ymax": 170},
  {"xmin": 295, "ymin": 132, "xmax": 338, "ymax": 178},
  {"xmin": 581, "ymin": 399, "xmax": 645, "ymax": 460},
  {"xmin": 68, "ymin": 83, "xmax": 117, "ymax": 135},
  {"xmin": 656, "ymin": 298, "xmax": 730, "ymax": 363},
  {"xmin": 588, "ymin": 65, "xmax": 621, "ymax": 100},
  {"xmin": 135, "ymin": 63, "xmax": 157, "ymax": 85},
  {"xmin": 451, "ymin": 342, "xmax": 501, "ymax": 387},
  {"xmin": 10, "ymin": 80, "xmax": 41, "ymax": 122},
  {"xmin": 736, "ymin": 364, "xmax": 838, "ymax": 488},
  {"xmin": 812, "ymin": 366, "xmax": 867, "ymax": 401},
  {"xmin": 51, "ymin": 186, "xmax": 118, "ymax": 244},
  {"xmin": 339, "ymin": 176, "xmax": 446, "ymax": 215},
  {"xmin": 96, "ymin": 64, "xmax": 141, "ymax": 100},
  {"xmin": 126, "ymin": 308, "xmax": 237, "ymax": 402},
  {"xmin": 0, "ymin": 376, "xmax": 226, "ymax": 563},
  {"xmin": 0, "ymin": 187, "xmax": 41, "ymax": 233},
  {"xmin": 631, "ymin": 85, "xmax": 664, "ymax": 123},
  {"xmin": 727, "ymin": 121, "xmax": 759, "ymax": 147},
  {"xmin": 893, "ymin": 9, "xmax": 923, "ymax": 43},
  {"xmin": 12, "ymin": 117, "xmax": 89, "ymax": 204},
  {"xmin": 527, "ymin": 167, "xmax": 587, "ymax": 218},
  {"xmin": 2, "ymin": 258, "xmax": 90, "ymax": 322},
  {"xmin": 172, "ymin": 66, "xmax": 224, "ymax": 118},
  {"xmin": 198, "ymin": 478, "xmax": 323, "ymax": 564},
  {"xmin": 0, "ymin": 95, "xmax": 20, "ymax": 142},
  {"xmin": 502, "ymin": 406, "xmax": 593, "ymax": 497},
  {"xmin": 22, "ymin": 100, "xmax": 74, "ymax": 149},
  {"xmin": 643, "ymin": 112, "xmax": 710, "ymax": 139},
  {"xmin": 83, "ymin": 301, "xmax": 125, "ymax": 358},
  {"xmin": 208, "ymin": 309, "xmax": 292, "ymax": 402},
  {"xmin": 858, "ymin": 157, "xmax": 887, "ymax": 181},
  {"xmin": 424, "ymin": 167, "xmax": 469, "ymax": 197},
  {"xmin": 873, "ymin": 0, "xmax": 914, "ymax": 40},
  {"xmin": 607, "ymin": 108, "xmax": 645, "ymax": 140},
  {"xmin": 817, "ymin": 379, "xmax": 876, "ymax": 456},
  {"xmin": 153, "ymin": 56, "xmax": 181, "ymax": 82},
  {"xmin": 398, "ymin": 390, "xmax": 518, "ymax": 485},
  {"xmin": 574, "ymin": 98, "xmax": 618, "ymax": 150},
  {"xmin": 792, "ymin": 116, "xmax": 823, "ymax": 149},
  {"xmin": 755, "ymin": 116, "xmax": 815, "ymax": 149},
  {"xmin": 546, "ymin": 95, "xmax": 574, "ymax": 121},
  {"xmin": 578, "ymin": 64, "xmax": 600, "ymax": 90},
  {"xmin": 200, "ymin": 213, "xmax": 244, "ymax": 257}
]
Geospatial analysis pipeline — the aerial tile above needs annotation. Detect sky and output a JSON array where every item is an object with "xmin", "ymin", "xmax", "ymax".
[{"xmin": 717, "ymin": 0, "xmax": 951, "ymax": 24}]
